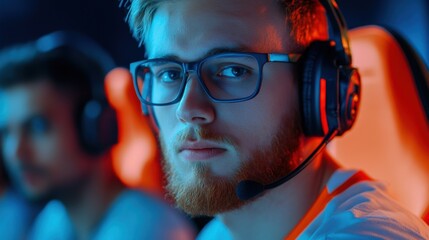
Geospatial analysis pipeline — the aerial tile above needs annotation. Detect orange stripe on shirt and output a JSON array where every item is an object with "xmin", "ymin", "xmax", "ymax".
[{"xmin": 285, "ymin": 171, "xmax": 371, "ymax": 240}]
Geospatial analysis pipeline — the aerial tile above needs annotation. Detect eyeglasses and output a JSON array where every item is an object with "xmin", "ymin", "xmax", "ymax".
[{"xmin": 129, "ymin": 52, "xmax": 300, "ymax": 106}]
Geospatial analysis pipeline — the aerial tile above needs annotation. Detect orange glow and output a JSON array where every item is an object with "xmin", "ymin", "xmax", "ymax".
[
  {"xmin": 104, "ymin": 68, "xmax": 163, "ymax": 196},
  {"xmin": 329, "ymin": 26, "xmax": 429, "ymax": 216}
]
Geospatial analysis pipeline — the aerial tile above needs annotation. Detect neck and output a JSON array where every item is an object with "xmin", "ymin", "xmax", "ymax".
[
  {"xmin": 62, "ymin": 156, "xmax": 125, "ymax": 240},
  {"xmin": 218, "ymin": 151, "xmax": 339, "ymax": 240}
]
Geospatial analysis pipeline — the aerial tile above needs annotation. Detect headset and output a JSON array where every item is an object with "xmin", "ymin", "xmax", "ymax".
[
  {"xmin": 35, "ymin": 31, "xmax": 118, "ymax": 155},
  {"xmin": 300, "ymin": 0, "xmax": 361, "ymax": 137}
]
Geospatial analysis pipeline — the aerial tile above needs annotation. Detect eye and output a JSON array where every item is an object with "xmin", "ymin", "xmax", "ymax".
[
  {"xmin": 158, "ymin": 69, "xmax": 183, "ymax": 84},
  {"xmin": 25, "ymin": 115, "xmax": 51, "ymax": 136},
  {"xmin": 217, "ymin": 66, "xmax": 249, "ymax": 78}
]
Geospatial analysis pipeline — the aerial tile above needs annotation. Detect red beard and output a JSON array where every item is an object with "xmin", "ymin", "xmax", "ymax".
[{"xmin": 160, "ymin": 111, "xmax": 302, "ymax": 216}]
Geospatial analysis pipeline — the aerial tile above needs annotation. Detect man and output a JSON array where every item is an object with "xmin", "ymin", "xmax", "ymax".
[
  {"xmin": 0, "ymin": 32, "xmax": 195, "ymax": 239},
  {"xmin": 124, "ymin": 0, "xmax": 429, "ymax": 239}
]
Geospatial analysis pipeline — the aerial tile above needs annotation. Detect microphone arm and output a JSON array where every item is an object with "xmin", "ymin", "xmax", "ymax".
[{"xmin": 236, "ymin": 129, "xmax": 338, "ymax": 201}]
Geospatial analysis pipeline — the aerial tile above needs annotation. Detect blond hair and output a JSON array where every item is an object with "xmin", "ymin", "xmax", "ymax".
[{"xmin": 124, "ymin": 0, "xmax": 327, "ymax": 50}]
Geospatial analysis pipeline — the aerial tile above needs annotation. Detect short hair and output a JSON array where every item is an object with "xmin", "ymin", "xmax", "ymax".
[
  {"xmin": 124, "ymin": 0, "xmax": 328, "ymax": 50},
  {"xmin": 0, "ymin": 39, "xmax": 106, "ymax": 109}
]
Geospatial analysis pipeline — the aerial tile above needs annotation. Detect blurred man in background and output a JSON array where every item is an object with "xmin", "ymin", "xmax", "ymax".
[{"xmin": 0, "ymin": 31, "xmax": 195, "ymax": 240}]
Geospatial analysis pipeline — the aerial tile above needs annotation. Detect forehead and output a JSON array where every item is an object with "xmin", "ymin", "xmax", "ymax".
[
  {"xmin": 0, "ymin": 80, "xmax": 72, "ymax": 126},
  {"xmin": 145, "ymin": 0, "xmax": 292, "ymax": 60}
]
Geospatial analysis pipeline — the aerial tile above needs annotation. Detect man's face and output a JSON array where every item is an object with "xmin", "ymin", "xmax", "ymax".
[
  {"xmin": 0, "ymin": 80, "xmax": 94, "ymax": 202},
  {"xmin": 146, "ymin": 0, "xmax": 303, "ymax": 215}
]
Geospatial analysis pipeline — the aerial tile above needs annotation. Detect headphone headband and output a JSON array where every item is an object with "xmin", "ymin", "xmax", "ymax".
[
  {"xmin": 35, "ymin": 31, "xmax": 115, "ymax": 73},
  {"xmin": 320, "ymin": 0, "xmax": 351, "ymax": 65},
  {"xmin": 35, "ymin": 31, "xmax": 116, "ymax": 102},
  {"xmin": 35, "ymin": 31, "xmax": 118, "ymax": 155}
]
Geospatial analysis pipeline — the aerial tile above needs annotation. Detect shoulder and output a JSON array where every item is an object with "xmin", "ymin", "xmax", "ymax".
[
  {"xmin": 94, "ymin": 189, "xmax": 196, "ymax": 240},
  {"xmin": 29, "ymin": 200, "xmax": 75, "ymax": 240},
  {"xmin": 301, "ymin": 170, "xmax": 429, "ymax": 239},
  {"xmin": 197, "ymin": 218, "xmax": 233, "ymax": 240}
]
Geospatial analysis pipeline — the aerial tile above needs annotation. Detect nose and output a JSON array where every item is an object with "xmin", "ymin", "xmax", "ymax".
[{"xmin": 175, "ymin": 73, "xmax": 215, "ymax": 125}]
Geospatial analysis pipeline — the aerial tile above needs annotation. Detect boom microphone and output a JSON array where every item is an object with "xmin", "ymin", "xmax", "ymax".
[{"xmin": 236, "ymin": 129, "xmax": 338, "ymax": 201}]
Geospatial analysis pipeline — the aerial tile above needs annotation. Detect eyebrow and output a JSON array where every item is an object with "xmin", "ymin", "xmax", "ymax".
[{"xmin": 155, "ymin": 46, "xmax": 251, "ymax": 62}]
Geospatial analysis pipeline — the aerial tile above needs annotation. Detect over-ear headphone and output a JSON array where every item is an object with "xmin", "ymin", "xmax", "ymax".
[
  {"xmin": 36, "ymin": 31, "xmax": 118, "ymax": 155},
  {"xmin": 300, "ymin": 0, "xmax": 361, "ymax": 136}
]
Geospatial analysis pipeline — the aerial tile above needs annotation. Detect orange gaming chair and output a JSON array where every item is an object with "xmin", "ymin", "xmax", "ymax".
[
  {"xmin": 104, "ymin": 68, "xmax": 164, "ymax": 196},
  {"xmin": 328, "ymin": 25, "xmax": 429, "ymax": 218}
]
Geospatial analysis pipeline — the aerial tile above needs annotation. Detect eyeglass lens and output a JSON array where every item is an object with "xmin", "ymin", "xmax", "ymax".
[{"xmin": 135, "ymin": 54, "xmax": 260, "ymax": 104}]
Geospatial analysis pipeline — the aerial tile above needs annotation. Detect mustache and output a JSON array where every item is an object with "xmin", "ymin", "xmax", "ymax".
[{"xmin": 172, "ymin": 127, "xmax": 238, "ymax": 148}]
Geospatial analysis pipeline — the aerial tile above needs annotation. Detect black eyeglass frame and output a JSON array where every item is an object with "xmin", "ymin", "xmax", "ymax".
[{"xmin": 129, "ymin": 52, "xmax": 301, "ymax": 106}]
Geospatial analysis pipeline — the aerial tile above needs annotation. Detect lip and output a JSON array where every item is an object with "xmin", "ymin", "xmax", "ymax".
[
  {"xmin": 18, "ymin": 170, "xmax": 44, "ymax": 189},
  {"xmin": 178, "ymin": 141, "xmax": 227, "ymax": 162},
  {"xmin": 18, "ymin": 166, "xmax": 46, "ymax": 186}
]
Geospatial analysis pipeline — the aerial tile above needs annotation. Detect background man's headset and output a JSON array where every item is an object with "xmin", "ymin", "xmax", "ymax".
[{"xmin": 35, "ymin": 31, "xmax": 118, "ymax": 155}]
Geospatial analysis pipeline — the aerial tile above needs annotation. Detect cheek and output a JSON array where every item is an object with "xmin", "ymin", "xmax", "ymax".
[
  {"xmin": 233, "ymin": 115, "xmax": 271, "ymax": 164},
  {"xmin": 153, "ymin": 106, "xmax": 176, "ymax": 137},
  {"xmin": 31, "ymin": 139, "xmax": 71, "ymax": 180},
  {"xmin": 219, "ymin": 98, "xmax": 294, "ymax": 151},
  {"xmin": 38, "ymin": 138, "xmax": 91, "ymax": 183},
  {"xmin": 35, "ymin": 127, "xmax": 83, "ymax": 169},
  {"xmin": 258, "ymin": 65, "xmax": 299, "ymax": 125},
  {"xmin": 226, "ymin": 68, "xmax": 298, "ymax": 151}
]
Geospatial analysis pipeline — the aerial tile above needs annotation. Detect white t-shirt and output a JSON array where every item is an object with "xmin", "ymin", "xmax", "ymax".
[{"xmin": 198, "ymin": 169, "xmax": 429, "ymax": 240}]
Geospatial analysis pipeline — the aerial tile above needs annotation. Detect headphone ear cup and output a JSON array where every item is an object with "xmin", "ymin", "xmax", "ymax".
[
  {"xmin": 80, "ymin": 100, "xmax": 118, "ymax": 155},
  {"xmin": 300, "ymin": 41, "xmax": 337, "ymax": 136},
  {"xmin": 338, "ymin": 67, "xmax": 361, "ymax": 134},
  {"xmin": 300, "ymin": 41, "xmax": 361, "ymax": 137}
]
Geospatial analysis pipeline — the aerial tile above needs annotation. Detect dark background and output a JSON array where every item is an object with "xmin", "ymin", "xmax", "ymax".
[
  {"xmin": 0, "ymin": 0, "xmax": 427, "ymax": 233},
  {"xmin": 0, "ymin": 0, "xmax": 427, "ymax": 67}
]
